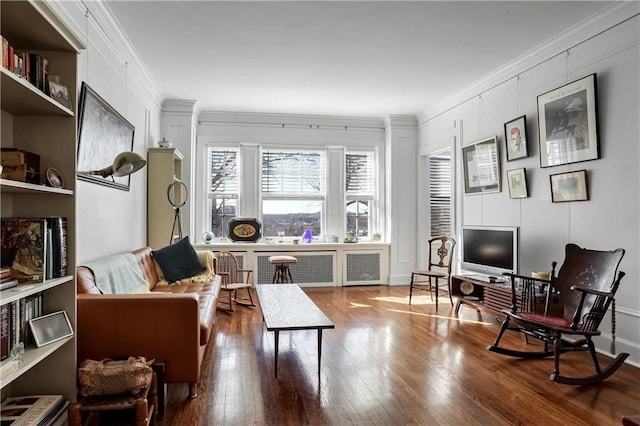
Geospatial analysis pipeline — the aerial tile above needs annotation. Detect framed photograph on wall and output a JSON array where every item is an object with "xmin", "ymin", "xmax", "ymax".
[
  {"xmin": 504, "ymin": 115, "xmax": 528, "ymax": 161},
  {"xmin": 537, "ymin": 74, "xmax": 599, "ymax": 168},
  {"xmin": 76, "ymin": 82, "xmax": 136, "ymax": 191},
  {"xmin": 461, "ymin": 136, "xmax": 501, "ymax": 195},
  {"xmin": 507, "ymin": 168, "xmax": 528, "ymax": 199},
  {"xmin": 550, "ymin": 169, "xmax": 588, "ymax": 202}
]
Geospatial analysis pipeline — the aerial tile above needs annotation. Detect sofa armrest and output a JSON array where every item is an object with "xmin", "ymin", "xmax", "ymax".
[{"xmin": 77, "ymin": 293, "xmax": 201, "ymax": 384}]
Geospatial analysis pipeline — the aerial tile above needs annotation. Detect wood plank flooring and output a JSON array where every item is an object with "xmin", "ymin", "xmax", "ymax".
[{"xmin": 160, "ymin": 285, "xmax": 640, "ymax": 425}]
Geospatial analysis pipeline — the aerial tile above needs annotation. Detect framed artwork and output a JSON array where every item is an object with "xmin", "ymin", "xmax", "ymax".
[
  {"xmin": 461, "ymin": 136, "xmax": 501, "ymax": 195},
  {"xmin": 537, "ymin": 74, "xmax": 599, "ymax": 168},
  {"xmin": 507, "ymin": 168, "xmax": 528, "ymax": 199},
  {"xmin": 49, "ymin": 82, "xmax": 71, "ymax": 110},
  {"xmin": 76, "ymin": 82, "xmax": 136, "ymax": 191},
  {"xmin": 504, "ymin": 115, "xmax": 528, "ymax": 161},
  {"xmin": 550, "ymin": 169, "xmax": 588, "ymax": 202}
]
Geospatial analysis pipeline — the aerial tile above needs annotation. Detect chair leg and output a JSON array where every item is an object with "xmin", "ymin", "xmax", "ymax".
[
  {"xmin": 434, "ymin": 277, "xmax": 439, "ymax": 311},
  {"xmin": 188, "ymin": 383, "xmax": 198, "ymax": 398},
  {"xmin": 409, "ymin": 273, "xmax": 415, "ymax": 305},
  {"xmin": 487, "ymin": 316, "xmax": 511, "ymax": 351}
]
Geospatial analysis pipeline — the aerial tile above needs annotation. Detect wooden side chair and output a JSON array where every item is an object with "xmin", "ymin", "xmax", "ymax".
[
  {"xmin": 214, "ymin": 251, "xmax": 255, "ymax": 312},
  {"xmin": 488, "ymin": 243, "xmax": 628, "ymax": 385},
  {"xmin": 409, "ymin": 236, "xmax": 456, "ymax": 311}
]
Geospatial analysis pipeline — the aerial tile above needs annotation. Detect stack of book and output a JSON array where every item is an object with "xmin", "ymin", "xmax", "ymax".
[
  {"xmin": 0, "ymin": 268, "xmax": 17, "ymax": 291},
  {"xmin": 1, "ymin": 292, "xmax": 43, "ymax": 360},
  {"xmin": 0, "ymin": 217, "xmax": 68, "ymax": 284},
  {"xmin": 0, "ymin": 394, "xmax": 69, "ymax": 425},
  {"xmin": 1, "ymin": 35, "xmax": 50, "ymax": 95}
]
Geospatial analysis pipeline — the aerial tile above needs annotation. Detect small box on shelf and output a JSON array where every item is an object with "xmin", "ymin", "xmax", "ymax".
[{"xmin": 0, "ymin": 148, "xmax": 40, "ymax": 184}]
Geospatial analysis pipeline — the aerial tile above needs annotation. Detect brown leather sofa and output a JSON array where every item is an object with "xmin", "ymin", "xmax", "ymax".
[{"xmin": 76, "ymin": 247, "xmax": 222, "ymax": 398}]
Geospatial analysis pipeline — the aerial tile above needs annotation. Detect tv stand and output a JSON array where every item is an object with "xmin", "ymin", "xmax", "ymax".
[
  {"xmin": 451, "ymin": 275, "xmax": 511, "ymax": 318},
  {"xmin": 451, "ymin": 274, "xmax": 562, "ymax": 319}
]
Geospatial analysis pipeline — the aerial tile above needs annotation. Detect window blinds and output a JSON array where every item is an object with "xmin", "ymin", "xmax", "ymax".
[{"xmin": 429, "ymin": 155, "xmax": 452, "ymax": 237}]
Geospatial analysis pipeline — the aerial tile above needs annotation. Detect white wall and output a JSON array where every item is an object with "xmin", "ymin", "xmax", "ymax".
[
  {"xmin": 419, "ymin": 7, "xmax": 640, "ymax": 364},
  {"xmin": 51, "ymin": 2, "xmax": 163, "ymax": 263}
]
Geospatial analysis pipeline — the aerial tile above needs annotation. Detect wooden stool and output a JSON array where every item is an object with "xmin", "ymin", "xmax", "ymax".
[
  {"xmin": 268, "ymin": 255, "xmax": 297, "ymax": 283},
  {"xmin": 68, "ymin": 371, "xmax": 157, "ymax": 426}
]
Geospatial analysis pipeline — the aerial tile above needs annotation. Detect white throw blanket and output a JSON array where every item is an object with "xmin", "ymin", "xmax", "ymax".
[{"xmin": 83, "ymin": 253, "xmax": 150, "ymax": 294}]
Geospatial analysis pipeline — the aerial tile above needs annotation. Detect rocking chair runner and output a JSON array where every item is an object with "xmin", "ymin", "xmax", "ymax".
[
  {"xmin": 214, "ymin": 251, "xmax": 256, "ymax": 312},
  {"xmin": 488, "ymin": 243, "xmax": 628, "ymax": 386}
]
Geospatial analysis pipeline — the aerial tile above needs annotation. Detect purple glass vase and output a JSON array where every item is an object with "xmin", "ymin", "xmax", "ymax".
[{"xmin": 302, "ymin": 228, "xmax": 313, "ymax": 243}]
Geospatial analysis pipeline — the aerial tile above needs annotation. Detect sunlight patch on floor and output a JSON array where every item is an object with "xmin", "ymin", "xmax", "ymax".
[
  {"xmin": 349, "ymin": 302, "xmax": 373, "ymax": 308},
  {"xmin": 371, "ymin": 295, "xmax": 445, "ymax": 305},
  {"xmin": 386, "ymin": 308, "xmax": 491, "ymax": 325}
]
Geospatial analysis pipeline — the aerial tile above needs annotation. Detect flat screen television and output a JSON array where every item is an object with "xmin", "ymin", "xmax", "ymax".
[{"xmin": 460, "ymin": 225, "xmax": 519, "ymax": 277}]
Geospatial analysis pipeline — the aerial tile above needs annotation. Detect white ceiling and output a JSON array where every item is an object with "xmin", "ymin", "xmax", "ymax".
[{"xmin": 106, "ymin": 1, "xmax": 613, "ymax": 119}]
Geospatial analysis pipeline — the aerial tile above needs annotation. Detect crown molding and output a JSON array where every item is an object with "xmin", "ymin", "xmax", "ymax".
[
  {"xmin": 162, "ymin": 99, "xmax": 197, "ymax": 115},
  {"xmin": 419, "ymin": 2, "xmax": 640, "ymax": 124}
]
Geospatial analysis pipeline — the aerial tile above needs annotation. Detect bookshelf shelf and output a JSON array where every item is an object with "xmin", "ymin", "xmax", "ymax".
[
  {"xmin": 0, "ymin": 276, "xmax": 73, "ymax": 307},
  {"xmin": 1, "ymin": 0, "xmax": 83, "ymax": 403},
  {"xmin": 0, "ymin": 68, "xmax": 74, "ymax": 116},
  {"xmin": 0, "ymin": 336, "xmax": 73, "ymax": 387},
  {"xmin": 0, "ymin": 179, "xmax": 73, "ymax": 195}
]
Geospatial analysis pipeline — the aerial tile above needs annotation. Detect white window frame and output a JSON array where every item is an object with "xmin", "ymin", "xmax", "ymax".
[
  {"xmin": 345, "ymin": 149, "xmax": 377, "ymax": 240},
  {"xmin": 261, "ymin": 148, "xmax": 326, "ymax": 239},
  {"xmin": 206, "ymin": 146, "xmax": 240, "ymax": 238}
]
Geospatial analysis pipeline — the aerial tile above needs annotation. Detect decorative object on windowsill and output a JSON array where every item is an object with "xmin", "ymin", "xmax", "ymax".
[
  {"xmin": 372, "ymin": 232, "xmax": 382, "ymax": 242},
  {"xmin": 228, "ymin": 218, "xmax": 262, "ymax": 243},
  {"xmin": 202, "ymin": 231, "xmax": 215, "ymax": 244},
  {"xmin": 45, "ymin": 167, "xmax": 64, "ymax": 188},
  {"xmin": 167, "ymin": 181, "xmax": 188, "ymax": 244},
  {"xmin": 78, "ymin": 151, "xmax": 146, "ymax": 180},
  {"xmin": 343, "ymin": 232, "xmax": 358, "ymax": 243},
  {"xmin": 158, "ymin": 136, "xmax": 173, "ymax": 148},
  {"xmin": 302, "ymin": 228, "xmax": 313, "ymax": 243}
]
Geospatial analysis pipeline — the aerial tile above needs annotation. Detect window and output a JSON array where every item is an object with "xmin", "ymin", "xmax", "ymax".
[
  {"xmin": 346, "ymin": 151, "xmax": 375, "ymax": 239},
  {"xmin": 207, "ymin": 147, "xmax": 239, "ymax": 238},
  {"xmin": 261, "ymin": 149, "xmax": 325, "ymax": 238},
  {"xmin": 429, "ymin": 151, "xmax": 452, "ymax": 237}
]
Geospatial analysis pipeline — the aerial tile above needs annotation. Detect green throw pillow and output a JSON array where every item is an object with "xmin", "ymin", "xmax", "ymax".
[{"xmin": 152, "ymin": 236, "xmax": 205, "ymax": 283}]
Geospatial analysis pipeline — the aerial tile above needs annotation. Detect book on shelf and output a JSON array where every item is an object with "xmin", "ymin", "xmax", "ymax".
[
  {"xmin": 1, "ymin": 293, "xmax": 43, "ymax": 354},
  {"xmin": 1, "ymin": 303, "xmax": 9, "ymax": 360},
  {"xmin": 0, "ymin": 218, "xmax": 46, "ymax": 284},
  {"xmin": 1, "ymin": 217, "xmax": 67, "ymax": 283},
  {"xmin": 0, "ymin": 394, "xmax": 67, "ymax": 426},
  {"xmin": 0, "ymin": 279, "xmax": 19, "ymax": 291}
]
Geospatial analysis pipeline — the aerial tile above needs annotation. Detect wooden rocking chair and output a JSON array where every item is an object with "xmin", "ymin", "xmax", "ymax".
[
  {"xmin": 487, "ymin": 243, "xmax": 628, "ymax": 385},
  {"xmin": 214, "ymin": 251, "xmax": 256, "ymax": 312}
]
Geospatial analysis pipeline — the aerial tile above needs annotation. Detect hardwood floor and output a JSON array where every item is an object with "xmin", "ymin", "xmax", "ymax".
[{"xmin": 160, "ymin": 285, "xmax": 640, "ymax": 425}]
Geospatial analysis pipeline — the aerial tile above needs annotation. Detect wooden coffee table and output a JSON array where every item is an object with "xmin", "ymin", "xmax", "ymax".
[{"xmin": 256, "ymin": 284, "xmax": 335, "ymax": 378}]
